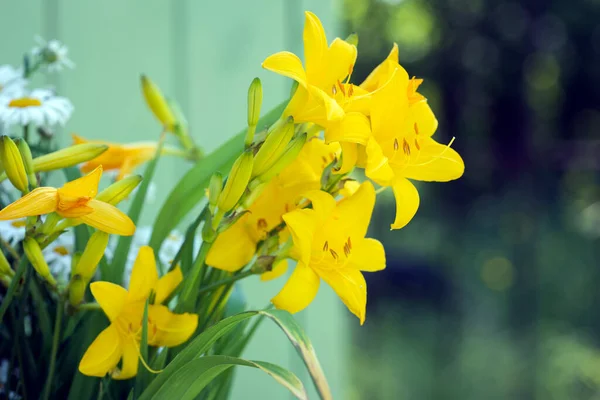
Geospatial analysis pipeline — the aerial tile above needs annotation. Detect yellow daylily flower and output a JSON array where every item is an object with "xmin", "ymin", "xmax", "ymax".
[
  {"xmin": 263, "ymin": 11, "xmax": 368, "ymax": 130},
  {"xmin": 79, "ymin": 246, "xmax": 197, "ymax": 380},
  {"xmin": 72, "ymin": 135, "xmax": 159, "ymax": 180},
  {"xmin": 206, "ymin": 138, "xmax": 339, "ymax": 272},
  {"xmin": 0, "ymin": 166, "xmax": 135, "ymax": 236},
  {"xmin": 273, "ymin": 181, "xmax": 385, "ymax": 324},
  {"xmin": 334, "ymin": 45, "xmax": 464, "ymax": 229}
]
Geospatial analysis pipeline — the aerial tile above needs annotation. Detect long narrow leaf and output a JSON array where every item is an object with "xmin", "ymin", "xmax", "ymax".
[
  {"xmin": 134, "ymin": 299, "xmax": 150, "ymax": 398},
  {"xmin": 148, "ymin": 101, "xmax": 285, "ymax": 253},
  {"xmin": 0, "ymin": 257, "xmax": 28, "ymax": 323},
  {"xmin": 259, "ymin": 309, "xmax": 332, "ymax": 400},
  {"xmin": 149, "ymin": 356, "xmax": 307, "ymax": 400},
  {"xmin": 139, "ymin": 311, "xmax": 257, "ymax": 397}
]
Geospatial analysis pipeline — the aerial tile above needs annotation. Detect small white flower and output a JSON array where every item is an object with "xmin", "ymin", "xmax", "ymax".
[
  {"xmin": 0, "ymin": 88, "xmax": 73, "ymax": 128},
  {"xmin": 0, "ymin": 219, "xmax": 26, "ymax": 246},
  {"xmin": 43, "ymin": 231, "xmax": 74, "ymax": 283},
  {"xmin": 31, "ymin": 36, "xmax": 75, "ymax": 73},
  {"xmin": 0, "ymin": 65, "xmax": 26, "ymax": 96}
]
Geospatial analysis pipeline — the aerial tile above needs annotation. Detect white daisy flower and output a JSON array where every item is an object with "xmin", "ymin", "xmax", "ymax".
[
  {"xmin": 43, "ymin": 231, "xmax": 74, "ymax": 283},
  {"xmin": 0, "ymin": 219, "xmax": 26, "ymax": 247},
  {"xmin": 0, "ymin": 88, "xmax": 73, "ymax": 128},
  {"xmin": 31, "ymin": 36, "xmax": 75, "ymax": 73},
  {"xmin": 0, "ymin": 65, "xmax": 26, "ymax": 96}
]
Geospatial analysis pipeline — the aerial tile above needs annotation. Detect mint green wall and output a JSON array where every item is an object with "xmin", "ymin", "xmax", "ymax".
[{"xmin": 1, "ymin": 1, "xmax": 350, "ymax": 398}]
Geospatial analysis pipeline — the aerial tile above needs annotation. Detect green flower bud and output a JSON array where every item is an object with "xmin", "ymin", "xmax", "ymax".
[
  {"xmin": 0, "ymin": 250, "xmax": 13, "ymax": 278},
  {"xmin": 69, "ymin": 231, "xmax": 109, "ymax": 305},
  {"xmin": 251, "ymin": 117, "xmax": 294, "ymax": 178},
  {"xmin": 141, "ymin": 75, "xmax": 176, "ymax": 131},
  {"xmin": 96, "ymin": 175, "xmax": 143, "ymax": 205},
  {"xmin": 208, "ymin": 172, "xmax": 223, "ymax": 214},
  {"xmin": 0, "ymin": 136, "xmax": 29, "ymax": 192},
  {"xmin": 15, "ymin": 139, "xmax": 36, "ymax": 188},
  {"xmin": 218, "ymin": 151, "xmax": 254, "ymax": 213},
  {"xmin": 23, "ymin": 237, "xmax": 56, "ymax": 287},
  {"xmin": 256, "ymin": 133, "xmax": 307, "ymax": 184},
  {"xmin": 345, "ymin": 33, "xmax": 358, "ymax": 47},
  {"xmin": 245, "ymin": 78, "xmax": 263, "ymax": 147},
  {"xmin": 33, "ymin": 143, "xmax": 109, "ymax": 173}
]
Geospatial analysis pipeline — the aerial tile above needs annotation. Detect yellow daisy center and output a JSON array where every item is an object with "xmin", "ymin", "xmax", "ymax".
[
  {"xmin": 8, "ymin": 97, "xmax": 42, "ymax": 108},
  {"xmin": 53, "ymin": 246, "xmax": 70, "ymax": 256},
  {"xmin": 10, "ymin": 220, "xmax": 26, "ymax": 228}
]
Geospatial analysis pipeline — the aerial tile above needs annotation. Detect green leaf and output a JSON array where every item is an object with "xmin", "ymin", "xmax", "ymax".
[
  {"xmin": 259, "ymin": 309, "xmax": 332, "ymax": 400},
  {"xmin": 140, "ymin": 311, "xmax": 257, "ymax": 397},
  {"xmin": 109, "ymin": 139, "xmax": 165, "ymax": 283},
  {"xmin": 148, "ymin": 355, "xmax": 307, "ymax": 400},
  {"xmin": 148, "ymin": 101, "xmax": 286, "ymax": 254},
  {"xmin": 134, "ymin": 299, "xmax": 150, "ymax": 398},
  {"xmin": 0, "ymin": 257, "xmax": 28, "ymax": 323}
]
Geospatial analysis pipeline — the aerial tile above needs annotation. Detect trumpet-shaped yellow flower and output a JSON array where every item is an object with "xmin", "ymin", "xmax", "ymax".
[
  {"xmin": 72, "ymin": 135, "xmax": 159, "ymax": 180},
  {"xmin": 262, "ymin": 12, "xmax": 374, "ymax": 175},
  {"xmin": 273, "ymin": 181, "xmax": 385, "ymax": 324},
  {"xmin": 79, "ymin": 246, "xmax": 197, "ymax": 380},
  {"xmin": 262, "ymin": 12, "xmax": 367, "ymax": 129},
  {"xmin": 0, "ymin": 166, "xmax": 135, "ymax": 235},
  {"xmin": 206, "ymin": 138, "xmax": 339, "ymax": 272},
  {"xmin": 336, "ymin": 45, "xmax": 465, "ymax": 229}
]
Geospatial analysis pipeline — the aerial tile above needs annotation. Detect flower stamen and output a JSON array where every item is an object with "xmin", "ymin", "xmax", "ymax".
[
  {"xmin": 323, "ymin": 241, "xmax": 329, "ymax": 251},
  {"xmin": 329, "ymin": 249, "xmax": 338, "ymax": 260}
]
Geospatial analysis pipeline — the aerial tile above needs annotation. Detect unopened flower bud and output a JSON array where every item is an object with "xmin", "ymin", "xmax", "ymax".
[
  {"xmin": 208, "ymin": 172, "xmax": 223, "ymax": 214},
  {"xmin": 96, "ymin": 175, "xmax": 142, "ymax": 205},
  {"xmin": 252, "ymin": 117, "xmax": 294, "ymax": 178},
  {"xmin": 141, "ymin": 75, "xmax": 176, "ymax": 131},
  {"xmin": 0, "ymin": 136, "xmax": 29, "ymax": 193},
  {"xmin": 15, "ymin": 139, "xmax": 36, "ymax": 188},
  {"xmin": 69, "ymin": 231, "xmax": 109, "ymax": 305},
  {"xmin": 23, "ymin": 237, "xmax": 56, "ymax": 287},
  {"xmin": 256, "ymin": 133, "xmax": 307, "ymax": 184},
  {"xmin": 0, "ymin": 250, "xmax": 13, "ymax": 278},
  {"xmin": 33, "ymin": 143, "xmax": 109, "ymax": 172},
  {"xmin": 345, "ymin": 33, "xmax": 359, "ymax": 47},
  {"xmin": 217, "ymin": 151, "xmax": 254, "ymax": 213},
  {"xmin": 245, "ymin": 78, "xmax": 263, "ymax": 147}
]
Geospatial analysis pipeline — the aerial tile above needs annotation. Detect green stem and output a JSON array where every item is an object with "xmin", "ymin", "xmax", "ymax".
[
  {"xmin": 78, "ymin": 302, "xmax": 101, "ymax": 312},
  {"xmin": 196, "ymin": 269, "xmax": 256, "ymax": 296},
  {"xmin": 0, "ymin": 257, "xmax": 28, "ymax": 323},
  {"xmin": 177, "ymin": 241, "xmax": 212, "ymax": 312},
  {"xmin": 42, "ymin": 297, "xmax": 65, "ymax": 400},
  {"xmin": 23, "ymin": 124, "xmax": 29, "ymax": 143}
]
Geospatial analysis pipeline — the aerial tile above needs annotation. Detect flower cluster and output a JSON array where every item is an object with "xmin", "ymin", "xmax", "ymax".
[{"xmin": 206, "ymin": 11, "xmax": 464, "ymax": 324}]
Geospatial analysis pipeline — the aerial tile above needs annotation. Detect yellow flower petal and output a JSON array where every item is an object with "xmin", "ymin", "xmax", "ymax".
[
  {"xmin": 271, "ymin": 262, "xmax": 320, "ymax": 314},
  {"xmin": 147, "ymin": 304, "xmax": 198, "ymax": 347},
  {"xmin": 409, "ymin": 101, "xmax": 438, "ymax": 138},
  {"xmin": 365, "ymin": 137, "xmax": 395, "ymax": 186},
  {"xmin": 58, "ymin": 165, "xmax": 102, "ymax": 199},
  {"xmin": 127, "ymin": 246, "xmax": 159, "ymax": 303},
  {"xmin": 261, "ymin": 259, "xmax": 288, "ymax": 282},
  {"xmin": 206, "ymin": 217, "xmax": 256, "ymax": 272},
  {"xmin": 78, "ymin": 324, "xmax": 122, "ymax": 378},
  {"xmin": 0, "ymin": 187, "xmax": 57, "ymax": 220},
  {"xmin": 57, "ymin": 204, "xmax": 94, "ymax": 218},
  {"xmin": 90, "ymin": 282, "xmax": 128, "ymax": 322},
  {"xmin": 282, "ymin": 209, "xmax": 318, "ymax": 266},
  {"xmin": 262, "ymin": 51, "xmax": 307, "ymax": 86},
  {"xmin": 154, "ymin": 266, "xmax": 183, "ymax": 305},
  {"xmin": 390, "ymin": 178, "xmax": 420, "ymax": 230},
  {"xmin": 335, "ymin": 142, "xmax": 357, "ymax": 175},
  {"xmin": 403, "ymin": 138, "xmax": 465, "ymax": 182},
  {"xmin": 335, "ymin": 181, "xmax": 375, "ymax": 240},
  {"xmin": 321, "ymin": 37, "xmax": 357, "ymax": 86},
  {"xmin": 301, "ymin": 190, "xmax": 337, "ymax": 222},
  {"xmin": 360, "ymin": 43, "xmax": 400, "ymax": 92},
  {"xmin": 112, "ymin": 337, "xmax": 138, "ymax": 380},
  {"xmin": 325, "ymin": 112, "xmax": 371, "ymax": 145},
  {"xmin": 315, "ymin": 266, "xmax": 367, "ymax": 324},
  {"xmin": 79, "ymin": 199, "xmax": 136, "ymax": 236},
  {"xmin": 339, "ymin": 180, "xmax": 360, "ymax": 198},
  {"xmin": 303, "ymin": 11, "xmax": 327, "ymax": 80},
  {"xmin": 347, "ymin": 238, "xmax": 386, "ymax": 272},
  {"xmin": 370, "ymin": 68, "xmax": 409, "ymax": 136}
]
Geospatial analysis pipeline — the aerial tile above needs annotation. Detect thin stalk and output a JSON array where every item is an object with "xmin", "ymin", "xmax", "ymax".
[
  {"xmin": 177, "ymin": 241, "xmax": 211, "ymax": 312},
  {"xmin": 42, "ymin": 297, "xmax": 65, "ymax": 400},
  {"xmin": 196, "ymin": 270, "xmax": 255, "ymax": 296},
  {"xmin": 77, "ymin": 302, "xmax": 101, "ymax": 312}
]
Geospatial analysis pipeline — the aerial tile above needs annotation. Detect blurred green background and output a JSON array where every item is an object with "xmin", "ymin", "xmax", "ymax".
[{"xmin": 2, "ymin": 0, "xmax": 600, "ymax": 399}]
